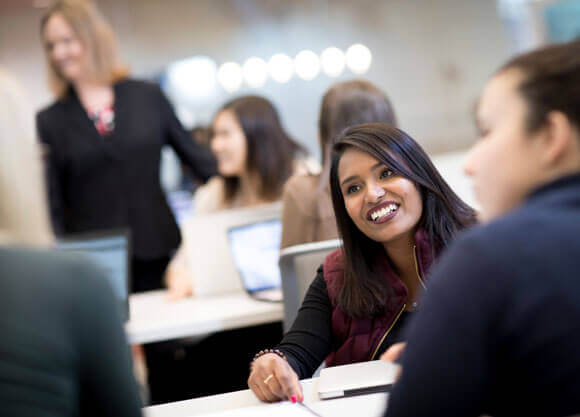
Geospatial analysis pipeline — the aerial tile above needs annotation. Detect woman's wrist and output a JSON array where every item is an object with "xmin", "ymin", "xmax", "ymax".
[{"xmin": 251, "ymin": 348, "xmax": 287, "ymax": 368}]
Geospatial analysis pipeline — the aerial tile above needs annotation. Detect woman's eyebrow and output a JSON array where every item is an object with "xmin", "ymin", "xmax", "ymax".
[
  {"xmin": 371, "ymin": 162, "xmax": 385, "ymax": 172},
  {"xmin": 341, "ymin": 175, "xmax": 359, "ymax": 186},
  {"xmin": 341, "ymin": 162, "xmax": 387, "ymax": 185}
]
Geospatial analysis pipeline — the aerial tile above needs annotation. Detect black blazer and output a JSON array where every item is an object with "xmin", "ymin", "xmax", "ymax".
[{"xmin": 37, "ymin": 79, "xmax": 217, "ymax": 259}]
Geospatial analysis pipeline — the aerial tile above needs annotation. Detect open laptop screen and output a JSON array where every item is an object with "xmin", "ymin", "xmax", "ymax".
[
  {"xmin": 55, "ymin": 230, "xmax": 130, "ymax": 322},
  {"xmin": 227, "ymin": 220, "xmax": 282, "ymax": 294}
]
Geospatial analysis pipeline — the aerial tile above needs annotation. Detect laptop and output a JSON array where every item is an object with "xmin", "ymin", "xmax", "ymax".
[
  {"xmin": 55, "ymin": 230, "xmax": 130, "ymax": 322},
  {"xmin": 227, "ymin": 219, "xmax": 283, "ymax": 302},
  {"xmin": 318, "ymin": 360, "xmax": 400, "ymax": 400},
  {"xmin": 182, "ymin": 202, "xmax": 282, "ymax": 297}
]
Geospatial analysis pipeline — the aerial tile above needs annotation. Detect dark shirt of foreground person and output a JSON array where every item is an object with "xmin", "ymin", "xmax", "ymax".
[
  {"xmin": 0, "ymin": 248, "xmax": 142, "ymax": 417},
  {"xmin": 385, "ymin": 175, "xmax": 580, "ymax": 417}
]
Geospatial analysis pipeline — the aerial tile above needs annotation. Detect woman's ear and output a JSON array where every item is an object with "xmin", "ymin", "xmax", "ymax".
[{"xmin": 540, "ymin": 111, "xmax": 577, "ymax": 168}]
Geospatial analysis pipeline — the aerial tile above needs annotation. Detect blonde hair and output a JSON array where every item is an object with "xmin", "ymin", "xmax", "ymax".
[
  {"xmin": 41, "ymin": 0, "xmax": 128, "ymax": 97},
  {"xmin": 0, "ymin": 68, "xmax": 53, "ymax": 246}
]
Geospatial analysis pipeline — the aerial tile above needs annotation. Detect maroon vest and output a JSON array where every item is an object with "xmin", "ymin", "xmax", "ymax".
[{"xmin": 323, "ymin": 229, "xmax": 436, "ymax": 367}]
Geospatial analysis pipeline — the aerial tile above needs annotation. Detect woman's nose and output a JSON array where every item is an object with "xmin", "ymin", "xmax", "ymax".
[
  {"xmin": 52, "ymin": 43, "xmax": 66, "ymax": 60},
  {"xmin": 463, "ymin": 146, "xmax": 477, "ymax": 177},
  {"xmin": 366, "ymin": 183, "xmax": 386, "ymax": 202},
  {"xmin": 210, "ymin": 138, "xmax": 222, "ymax": 153}
]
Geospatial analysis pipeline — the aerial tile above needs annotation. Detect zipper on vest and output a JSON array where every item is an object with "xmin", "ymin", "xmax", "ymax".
[
  {"xmin": 370, "ymin": 303, "xmax": 406, "ymax": 360},
  {"xmin": 413, "ymin": 245, "xmax": 427, "ymax": 290},
  {"xmin": 370, "ymin": 246, "xmax": 425, "ymax": 361}
]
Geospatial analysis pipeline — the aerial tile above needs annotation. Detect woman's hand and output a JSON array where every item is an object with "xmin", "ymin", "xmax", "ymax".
[
  {"xmin": 248, "ymin": 353, "xmax": 303, "ymax": 403},
  {"xmin": 380, "ymin": 342, "xmax": 405, "ymax": 383},
  {"xmin": 380, "ymin": 342, "xmax": 406, "ymax": 362},
  {"xmin": 164, "ymin": 262, "xmax": 193, "ymax": 301}
]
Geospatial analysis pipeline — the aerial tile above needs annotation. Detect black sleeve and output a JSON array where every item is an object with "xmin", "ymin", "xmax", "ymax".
[
  {"xmin": 156, "ymin": 87, "xmax": 217, "ymax": 183},
  {"xmin": 36, "ymin": 113, "xmax": 65, "ymax": 235},
  {"xmin": 72, "ymin": 263, "xmax": 143, "ymax": 417},
  {"xmin": 385, "ymin": 238, "xmax": 502, "ymax": 417},
  {"xmin": 277, "ymin": 266, "xmax": 333, "ymax": 379}
]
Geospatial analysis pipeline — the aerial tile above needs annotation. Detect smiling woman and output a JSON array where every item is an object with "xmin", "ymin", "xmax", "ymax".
[
  {"xmin": 36, "ymin": 0, "xmax": 217, "ymax": 293},
  {"xmin": 164, "ymin": 95, "xmax": 308, "ymax": 299},
  {"xmin": 338, "ymin": 149, "xmax": 423, "ymax": 249},
  {"xmin": 329, "ymin": 123, "xmax": 476, "ymax": 318},
  {"xmin": 205, "ymin": 95, "xmax": 304, "ymax": 209},
  {"xmin": 247, "ymin": 122, "xmax": 477, "ymax": 403},
  {"xmin": 40, "ymin": 0, "xmax": 127, "ymax": 98}
]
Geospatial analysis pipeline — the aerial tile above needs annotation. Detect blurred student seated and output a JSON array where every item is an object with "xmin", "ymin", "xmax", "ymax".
[
  {"xmin": 0, "ymin": 68, "xmax": 142, "ymax": 417},
  {"xmin": 165, "ymin": 95, "xmax": 313, "ymax": 300},
  {"xmin": 384, "ymin": 40, "xmax": 580, "ymax": 417},
  {"xmin": 281, "ymin": 80, "xmax": 398, "ymax": 249}
]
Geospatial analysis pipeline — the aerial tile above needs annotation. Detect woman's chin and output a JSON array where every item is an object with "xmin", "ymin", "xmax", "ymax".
[
  {"xmin": 218, "ymin": 168, "xmax": 243, "ymax": 178},
  {"xmin": 59, "ymin": 69, "xmax": 83, "ymax": 83}
]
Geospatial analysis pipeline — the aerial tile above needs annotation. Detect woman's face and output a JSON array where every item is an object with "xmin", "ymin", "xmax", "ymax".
[
  {"xmin": 464, "ymin": 69, "xmax": 545, "ymax": 221},
  {"xmin": 43, "ymin": 13, "xmax": 86, "ymax": 83},
  {"xmin": 211, "ymin": 110, "xmax": 248, "ymax": 177},
  {"xmin": 338, "ymin": 148, "xmax": 423, "ymax": 245}
]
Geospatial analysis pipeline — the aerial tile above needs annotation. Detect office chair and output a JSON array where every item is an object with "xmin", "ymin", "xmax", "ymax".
[{"xmin": 278, "ymin": 239, "xmax": 341, "ymax": 332}]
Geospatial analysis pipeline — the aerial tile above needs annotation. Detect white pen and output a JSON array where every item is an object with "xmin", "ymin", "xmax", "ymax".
[{"xmin": 296, "ymin": 400, "xmax": 324, "ymax": 417}]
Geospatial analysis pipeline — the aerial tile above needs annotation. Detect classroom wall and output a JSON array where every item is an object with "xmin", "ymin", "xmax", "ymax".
[{"xmin": 0, "ymin": 0, "xmax": 514, "ymax": 159}]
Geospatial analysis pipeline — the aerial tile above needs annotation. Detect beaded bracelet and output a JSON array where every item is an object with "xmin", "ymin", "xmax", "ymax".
[{"xmin": 251, "ymin": 348, "xmax": 287, "ymax": 369}]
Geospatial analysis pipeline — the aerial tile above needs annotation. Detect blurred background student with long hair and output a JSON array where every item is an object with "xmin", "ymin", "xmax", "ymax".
[{"xmin": 0, "ymin": 67, "xmax": 142, "ymax": 417}]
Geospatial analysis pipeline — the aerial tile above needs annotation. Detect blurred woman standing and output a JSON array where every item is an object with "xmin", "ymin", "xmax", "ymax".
[{"xmin": 37, "ymin": 0, "xmax": 216, "ymax": 293}]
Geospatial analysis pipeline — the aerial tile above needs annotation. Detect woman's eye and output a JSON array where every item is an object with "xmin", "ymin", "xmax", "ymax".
[
  {"xmin": 346, "ymin": 185, "xmax": 360, "ymax": 195},
  {"xmin": 380, "ymin": 169, "xmax": 393, "ymax": 179}
]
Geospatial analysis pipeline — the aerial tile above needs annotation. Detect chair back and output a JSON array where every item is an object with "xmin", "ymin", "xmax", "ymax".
[{"xmin": 278, "ymin": 239, "xmax": 341, "ymax": 332}]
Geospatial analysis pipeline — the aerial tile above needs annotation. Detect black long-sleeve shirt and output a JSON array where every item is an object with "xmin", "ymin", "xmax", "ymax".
[
  {"xmin": 0, "ymin": 247, "xmax": 142, "ymax": 417},
  {"xmin": 278, "ymin": 267, "xmax": 413, "ymax": 379},
  {"xmin": 385, "ymin": 175, "xmax": 580, "ymax": 417},
  {"xmin": 277, "ymin": 268, "xmax": 333, "ymax": 378}
]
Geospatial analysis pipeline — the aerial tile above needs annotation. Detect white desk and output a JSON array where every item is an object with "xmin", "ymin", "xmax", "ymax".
[
  {"xmin": 126, "ymin": 290, "xmax": 284, "ymax": 345},
  {"xmin": 144, "ymin": 377, "xmax": 389, "ymax": 417}
]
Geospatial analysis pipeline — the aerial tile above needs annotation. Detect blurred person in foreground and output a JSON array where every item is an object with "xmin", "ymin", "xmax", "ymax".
[
  {"xmin": 36, "ymin": 0, "xmax": 216, "ymax": 293},
  {"xmin": 0, "ymin": 68, "xmax": 142, "ymax": 417},
  {"xmin": 281, "ymin": 80, "xmax": 398, "ymax": 249},
  {"xmin": 384, "ymin": 40, "xmax": 580, "ymax": 417}
]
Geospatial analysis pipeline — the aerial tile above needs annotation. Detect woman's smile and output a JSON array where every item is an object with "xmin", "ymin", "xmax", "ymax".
[{"xmin": 367, "ymin": 201, "xmax": 400, "ymax": 224}]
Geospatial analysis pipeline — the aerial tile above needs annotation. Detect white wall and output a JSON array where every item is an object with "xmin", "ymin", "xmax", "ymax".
[{"xmin": 0, "ymin": 0, "xmax": 513, "ymax": 159}]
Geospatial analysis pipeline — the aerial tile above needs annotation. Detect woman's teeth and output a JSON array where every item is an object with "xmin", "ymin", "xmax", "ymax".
[{"xmin": 370, "ymin": 204, "xmax": 398, "ymax": 221}]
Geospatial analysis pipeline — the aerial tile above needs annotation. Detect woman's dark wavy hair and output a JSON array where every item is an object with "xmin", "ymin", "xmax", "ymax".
[
  {"xmin": 215, "ymin": 96, "xmax": 304, "ymax": 203},
  {"xmin": 330, "ymin": 123, "xmax": 477, "ymax": 318}
]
